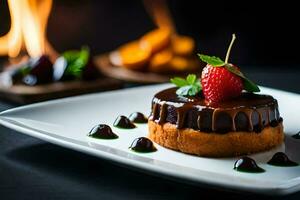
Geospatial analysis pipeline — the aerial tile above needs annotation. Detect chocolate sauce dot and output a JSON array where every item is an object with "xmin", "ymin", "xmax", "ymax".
[
  {"xmin": 129, "ymin": 137, "xmax": 157, "ymax": 153},
  {"xmin": 113, "ymin": 115, "xmax": 136, "ymax": 129},
  {"xmin": 129, "ymin": 112, "xmax": 148, "ymax": 123},
  {"xmin": 267, "ymin": 152, "xmax": 298, "ymax": 167},
  {"xmin": 88, "ymin": 124, "xmax": 118, "ymax": 139},
  {"xmin": 292, "ymin": 131, "xmax": 300, "ymax": 139},
  {"xmin": 234, "ymin": 157, "xmax": 265, "ymax": 173}
]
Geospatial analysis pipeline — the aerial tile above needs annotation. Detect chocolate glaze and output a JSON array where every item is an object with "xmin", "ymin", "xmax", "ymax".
[
  {"xmin": 267, "ymin": 152, "xmax": 298, "ymax": 166},
  {"xmin": 234, "ymin": 157, "xmax": 265, "ymax": 173},
  {"xmin": 129, "ymin": 112, "xmax": 148, "ymax": 123},
  {"xmin": 113, "ymin": 115, "xmax": 136, "ymax": 129},
  {"xmin": 129, "ymin": 137, "xmax": 157, "ymax": 153},
  {"xmin": 88, "ymin": 124, "xmax": 118, "ymax": 139},
  {"xmin": 149, "ymin": 87, "xmax": 282, "ymax": 133}
]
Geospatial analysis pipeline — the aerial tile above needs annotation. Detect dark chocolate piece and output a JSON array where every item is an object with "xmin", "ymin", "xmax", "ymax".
[
  {"xmin": 129, "ymin": 137, "xmax": 157, "ymax": 153},
  {"xmin": 234, "ymin": 157, "xmax": 265, "ymax": 173},
  {"xmin": 113, "ymin": 115, "xmax": 136, "ymax": 129},
  {"xmin": 267, "ymin": 152, "xmax": 298, "ymax": 167},
  {"xmin": 292, "ymin": 131, "xmax": 300, "ymax": 139},
  {"xmin": 88, "ymin": 124, "xmax": 118, "ymax": 139},
  {"xmin": 129, "ymin": 112, "xmax": 148, "ymax": 123}
]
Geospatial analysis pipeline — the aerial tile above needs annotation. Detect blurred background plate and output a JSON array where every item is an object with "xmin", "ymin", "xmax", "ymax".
[
  {"xmin": 0, "ymin": 77, "xmax": 121, "ymax": 104},
  {"xmin": 95, "ymin": 54, "xmax": 202, "ymax": 83}
]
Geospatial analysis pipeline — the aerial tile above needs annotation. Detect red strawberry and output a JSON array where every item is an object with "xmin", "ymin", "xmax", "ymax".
[{"xmin": 201, "ymin": 64, "xmax": 243, "ymax": 104}]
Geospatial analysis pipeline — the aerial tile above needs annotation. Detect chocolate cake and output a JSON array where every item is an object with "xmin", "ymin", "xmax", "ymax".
[
  {"xmin": 148, "ymin": 34, "xmax": 284, "ymax": 157},
  {"xmin": 148, "ymin": 87, "xmax": 284, "ymax": 157}
]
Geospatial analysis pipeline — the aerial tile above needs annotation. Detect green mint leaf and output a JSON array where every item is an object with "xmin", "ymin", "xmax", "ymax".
[
  {"xmin": 19, "ymin": 66, "xmax": 31, "ymax": 76},
  {"xmin": 225, "ymin": 64, "xmax": 260, "ymax": 92},
  {"xmin": 188, "ymin": 85, "xmax": 200, "ymax": 96},
  {"xmin": 170, "ymin": 77, "xmax": 188, "ymax": 87},
  {"xmin": 224, "ymin": 64, "xmax": 244, "ymax": 77},
  {"xmin": 186, "ymin": 74, "xmax": 196, "ymax": 85},
  {"xmin": 171, "ymin": 74, "xmax": 202, "ymax": 96},
  {"xmin": 194, "ymin": 80, "xmax": 202, "ymax": 89},
  {"xmin": 198, "ymin": 54, "xmax": 225, "ymax": 67},
  {"xmin": 243, "ymin": 78, "xmax": 260, "ymax": 92},
  {"xmin": 63, "ymin": 46, "xmax": 90, "ymax": 78},
  {"xmin": 176, "ymin": 85, "xmax": 192, "ymax": 96}
]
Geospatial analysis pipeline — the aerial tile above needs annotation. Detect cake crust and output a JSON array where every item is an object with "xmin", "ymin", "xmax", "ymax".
[{"xmin": 148, "ymin": 120, "xmax": 284, "ymax": 157}]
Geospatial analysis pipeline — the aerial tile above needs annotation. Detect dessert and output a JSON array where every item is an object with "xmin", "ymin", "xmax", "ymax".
[
  {"xmin": 53, "ymin": 46, "xmax": 101, "ymax": 81},
  {"xmin": 148, "ymin": 34, "xmax": 284, "ymax": 157},
  {"xmin": 10, "ymin": 55, "xmax": 53, "ymax": 86},
  {"xmin": 1, "ymin": 47, "xmax": 101, "ymax": 87}
]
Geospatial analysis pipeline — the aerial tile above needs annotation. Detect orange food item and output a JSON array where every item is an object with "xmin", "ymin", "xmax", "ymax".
[
  {"xmin": 110, "ymin": 41, "xmax": 151, "ymax": 70},
  {"xmin": 168, "ymin": 56, "xmax": 190, "ymax": 72},
  {"xmin": 149, "ymin": 49, "xmax": 173, "ymax": 73},
  {"xmin": 140, "ymin": 28, "xmax": 171, "ymax": 54},
  {"xmin": 171, "ymin": 35, "xmax": 195, "ymax": 56},
  {"xmin": 109, "ymin": 28, "xmax": 198, "ymax": 73}
]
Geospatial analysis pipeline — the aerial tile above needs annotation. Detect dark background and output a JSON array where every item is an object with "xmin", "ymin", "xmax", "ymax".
[
  {"xmin": 1, "ymin": 1, "xmax": 300, "ymax": 199},
  {"xmin": 1, "ymin": 0, "xmax": 300, "ymax": 68}
]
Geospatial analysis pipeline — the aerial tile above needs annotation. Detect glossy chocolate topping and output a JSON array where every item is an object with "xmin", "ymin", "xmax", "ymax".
[{"xmin": 149, "ymin": 87, "xmax": 282, "ymax": 133}]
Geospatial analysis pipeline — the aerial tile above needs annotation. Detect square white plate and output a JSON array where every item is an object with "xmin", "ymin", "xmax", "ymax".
[{"xmin": 1, "ymin": 84, "xmax": 300, "ymax": 195}]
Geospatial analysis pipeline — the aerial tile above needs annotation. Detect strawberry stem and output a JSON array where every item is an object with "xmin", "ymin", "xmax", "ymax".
[{"xmin": 225, "ymin": 33, "xmax": 236, "ymax": 64}]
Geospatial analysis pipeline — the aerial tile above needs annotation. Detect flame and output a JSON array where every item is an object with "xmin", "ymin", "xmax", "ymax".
[
  {"xmin": 0, "ymin": 0, "xmax": 53, "ymax": 58},
  {"xmin": 143, "ymin": 0, "xmax": 175, "ymax": 33}
]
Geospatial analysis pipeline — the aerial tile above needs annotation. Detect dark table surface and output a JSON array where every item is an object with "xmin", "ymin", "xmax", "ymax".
[{"xmin": 1, "ymin": 68, "xmax": 300, "ymax": 200}]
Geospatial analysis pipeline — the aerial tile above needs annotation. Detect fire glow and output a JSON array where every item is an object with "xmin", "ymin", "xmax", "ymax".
[{"xmin": 0, "ymin": 0, "xmax": 56, "ymax": 59}]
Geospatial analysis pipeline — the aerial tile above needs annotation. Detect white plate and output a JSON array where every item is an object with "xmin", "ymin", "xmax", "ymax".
[{"xmin": 1, "ymin": 84, "xmax": 300, "ymax": 195}]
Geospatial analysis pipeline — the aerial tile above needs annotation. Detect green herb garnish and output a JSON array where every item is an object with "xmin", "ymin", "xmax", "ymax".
[
  {"xmin": 198, "ymin": 34, "xmax": 260, "ymax": 93},
  {"xmin": 170, "ymin": 74, "xmax": 202, "ymax": 96},
  {"xmin": 63, "ymin": 46, "xmax": 90, "ymax": 78},
  {"xmin": 224, "ymin": 64, "xmax": 260, "ymax": 92},
  {"xmin": 198, "ymin": 54, "xmax": 225, "ymax": 67},
  {"xmin": 19, "ymin": 65, "xmax": 31, "ymax": 76}
]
